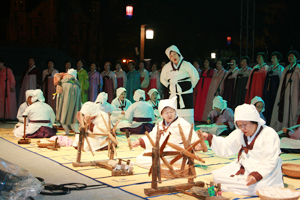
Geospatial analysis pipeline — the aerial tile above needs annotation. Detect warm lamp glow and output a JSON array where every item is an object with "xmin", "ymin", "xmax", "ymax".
[
  {"xmin": 122, "ymin": 59, "xmax": 127, "ymax": 63},
  {"xmin": 227, "ymin": 37, "xmax": 231, "ymax": 42},
  {"xmin": 211, "ymin": 52, "xmax": 216, "ymax": 59},
  {"xmin": 126, "ymin": 6, "xmax": 133, "ymax": 16},
  {"xmin": 146, "ymin": 29, "xmax": 154, "ymax": 39}
]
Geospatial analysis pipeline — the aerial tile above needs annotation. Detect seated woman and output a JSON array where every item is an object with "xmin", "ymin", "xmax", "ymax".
[
  {"xmin": 73, "ymin": 101, "xmax": 111, "ymax": 152},
  {"xmin": 120, "ymin": 89, "xmax": 155, "ymax": 134},
  {"xmin": 202, "ymin": 104, "xmax": 283, "ymax": 196},
  {"xmin": 13, "ymin": 89, "xmax": 56, "ymax": 138},
  {"xmin": 15, "ymin": 89, "xmax": 34, "ymax": 128},
  {"xmin": 132, "ymin": 97, "xmax": 202, "ymax": 169},
  {"xmin": 207, "ymin": 96, "xmax": 234, "ymax": 136},
  {"xmin": 95, "ymin": 92, "xmax": 114, "ymax": 114},
  {"xmin": 147, "ymin": 88, "xmax": 160, "ymax": 118},
  {"xmin": 111, "ymin": 87, "xmax": 132, "ymax": 124},
  {"xmin": 280, "ymin": 126, "xmax": 300, "ymax": 153},
  {"xmin": 251, "ymin": 96, "xmax": 266, "ymax": 122}
]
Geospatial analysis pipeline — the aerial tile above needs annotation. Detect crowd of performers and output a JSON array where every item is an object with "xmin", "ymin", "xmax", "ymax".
[{"xmin": 0, "ymin": 45, "xmax": 299, "ymax": 196}]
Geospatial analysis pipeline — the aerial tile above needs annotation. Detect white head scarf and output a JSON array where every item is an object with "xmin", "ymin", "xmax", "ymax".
[
  {"xmin": 165, "ymin": 45, "xmax": 184, "ymax": 60},
  {"xmin": 81, "ymin": 101, "xmax": 101, "ymax": 117},
  {"xmin": 158, "ymin": 97, "xmax": 177, "ymax": 115},
  {"xmin": 67, "ymin": 68, "xmax": 77, "ymax": 79},
  {"xmin": 234, "ymin": 104, "xmax": 266, "ymax": 129},
  {"xmin": 31, "ymin": 89, "xmax": 45, "ymax": 103},
  {"xmin": 25, "ymin": 89, "xmax": 34, "ymax": 102},
  {"xmin": 116, "ymin": 87, "xmax": 126, "ymax": 98},
  {"xmin": 147, "ymin": 88, "xmax": 161, "ymax": 100},
  {"xmin": 212, "ymin": 96, "xmax": 227, "ymax": 111},
  {"xmin": 133, "ymin": 89, "xmax": 145, "ymax": 102},
  {"xmin": 251, "ymin": 96, "xmax": 265, "ymax": 112},
  {"xmin": 95, "ymin": 92, "xmax": 108, "ymax": 105}
]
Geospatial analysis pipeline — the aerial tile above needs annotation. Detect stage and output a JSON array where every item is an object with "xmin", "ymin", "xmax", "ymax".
[{"xmin": 0, "ymin": 122, "xmax": 299, "ymax": 200}]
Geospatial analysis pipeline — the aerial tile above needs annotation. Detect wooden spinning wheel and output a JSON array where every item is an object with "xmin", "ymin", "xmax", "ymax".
[
  {"xmin": 144, "ymin": 123, "xmax": 207, "ymax": 196},
  {"xmin": 72, "ymin": 111, "xmax": 118, "ymax": 170}
]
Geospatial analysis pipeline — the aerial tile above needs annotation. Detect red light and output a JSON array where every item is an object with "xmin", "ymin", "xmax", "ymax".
[
  {"xmin": 126, "ymin": 6, "xmax": 133, "ymax": 16},
  {"xmin": 227, "ymin": 37, "xmax": 231, "ymax": 42}
]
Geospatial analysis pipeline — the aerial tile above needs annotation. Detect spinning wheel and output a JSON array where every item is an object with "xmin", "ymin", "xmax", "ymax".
[
  {"xmin": 72, "ymin": 112, "xmax": 118, "ymax": 169},
  {"xmin": 144, "ymin": 123, "xmax": 207, "ymax": 196}
]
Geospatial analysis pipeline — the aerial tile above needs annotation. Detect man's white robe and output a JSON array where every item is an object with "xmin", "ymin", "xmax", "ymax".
[
  {"xmin": 136, "ymin": 117, "xmax": 199, "ymax": 169},
  {"xmin": 209, "ymin": 125, "xmax": 283, "ymax": 196},
  {"xmin": 13, "ymin": 102, "xmax": 55, "ymax": 137}
]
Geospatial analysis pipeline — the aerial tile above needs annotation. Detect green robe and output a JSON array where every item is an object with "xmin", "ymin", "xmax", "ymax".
[{"xmin": 77, "ymin": 68, "xmax": 89, "ymax": 103}]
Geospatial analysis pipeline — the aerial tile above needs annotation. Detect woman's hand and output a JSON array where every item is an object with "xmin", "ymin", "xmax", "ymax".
[
  {"xmin": 201, "ymin": 132, "xmax": 209, "ymax": 140},
  {"xmin": 246, "ymin": 175, "xmax": 257, "ymax": 186},
  {"xmin": 132, "ymin": 140, "xmax": 140, "ymax": 148},
  {"xmin": 56, "ymin": 85, "xmax": 63, "ymax": 94}
]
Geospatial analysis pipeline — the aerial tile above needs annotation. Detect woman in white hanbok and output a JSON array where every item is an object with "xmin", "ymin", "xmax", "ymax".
[
  {"xmin": 73, "ymin": 102, "xmax": 112, "ymax": 152},
  {"xmin": 132, "ymin": 97, "xmax": 202, "ymax": 169},
  {"xmin": 202, "ymin": 104, "xmax": 283, "ymax": 196}
]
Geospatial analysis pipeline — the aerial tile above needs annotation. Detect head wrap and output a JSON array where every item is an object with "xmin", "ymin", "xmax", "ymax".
[
  {"xmin": 116, "ymin": 87, "xmax": 126, "ymax": 98},
  {"xmin": 234, "ymin": 104, "xmax": 266, "ymax": 129},
  {"xmin": 165, "ymin": 45, "xmax": 183, "ymax": 60},
  {"xmin": 67, "ymin": 68, "xmax": 77, "ymax": 79},
  {"xmin": 25, "ymin": 90, "xmax": 34, "ymax": 102},
  {"xmin": 212, "ymin": 96, "xmax": 227, "ymax": 111},
  {"xmin": 147, "ymin": 88, "xmax": 161, "ymax": 100},
  {"xmin": 133, "ymin": 89, "xmax": 145, "ymax": 102},
  {"xmin": 31, "ymin": 89, "xmax": 45, "ymax": 103},
  {"xmin": 95, "ymin": 92, "xmax": 108, "ymax": 105},
  {"xmin": 80, "ymin": 101, "xmax": 101, "ymax": 117},
  {"xmin": 158, "ymin": 96, "xmax": 177, "ymax": 115},
  {"xmin": 251, "ymin": 96, "xmax": 265, "ymax": 112}
]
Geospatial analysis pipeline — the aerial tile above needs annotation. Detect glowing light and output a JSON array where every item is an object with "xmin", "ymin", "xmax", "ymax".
[
  {"xmin": 122, "ymin": 59, "xmax": 127, "ymax": 63},
  {"xmin": 126, "ymin": 6, "xmax": 133, "ymax": 17},
  {"xmin": 211, "ymin": 52, "xmax": 216, "ymax": 59},
  {"xmin": 146, "ymin": 29, "xmax": 154, "ymax": 39}
]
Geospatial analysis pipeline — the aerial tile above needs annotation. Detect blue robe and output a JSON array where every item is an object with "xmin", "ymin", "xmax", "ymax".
[{"xmin": 126, "ymin": 70, "xmax": 141, "ymax": 102}]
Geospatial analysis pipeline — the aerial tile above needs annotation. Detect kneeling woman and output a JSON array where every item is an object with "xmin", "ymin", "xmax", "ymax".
[
  {"xmin": 120, "ymin": 89, "xmax": 155, "ymax": 134},
  {"xmin": 13, "ymin": 89, "xmax": 56, "ymax": 138},
  {"xmin": 202, "ymin": 104, "xmax": 283, "ymax": 196},
  {"xmin": 132, "ymin": 97, "xmax": 202, "ymax": 169},
  {"xmin": 73, "ymin": 102, "xmax": 111, "ymax": 152}
]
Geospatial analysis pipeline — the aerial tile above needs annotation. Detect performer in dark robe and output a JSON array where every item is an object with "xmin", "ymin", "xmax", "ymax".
[
  {"xmin": 233, "ymin": 56, "xmax": 252, "ymax": 109},
  {"xmin": 42, "ymin": 60, "xmax": 58, "ymax": 112},
  {"xmin": 19, "ymin": 57, "xmax": 41, "ymax": 106},
  {"xmin": 270, "ymin": 50, "xmax": 300, "ymax": 131},
  {"xmin": 262, "ymin": 52, "xmax": 284, "ymax": 125},
  {"xmin": 101, "ymin": 62, "xmax": 116, "ymax": 103},
  {"xmin": 222, "ymin": 57, "xmax": 239, "ymax": 109}
]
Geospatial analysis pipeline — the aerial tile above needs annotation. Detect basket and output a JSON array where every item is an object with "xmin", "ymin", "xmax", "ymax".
[
  {"xmin": 282, "ymin": 163, "xmax": 300, "ymax": 178},
  {"xmin": 37, "ymin": 140, "xmax": 55, "ymax": 148},
  {"xmin": 256, "ymin": 188, "xmax": 300, "ymax": 200},
  {"xmin": 161, "ymin": 164, "xmax": 189, "ymax": 179}
]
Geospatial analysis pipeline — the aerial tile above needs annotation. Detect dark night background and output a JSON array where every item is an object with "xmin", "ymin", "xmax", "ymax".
[{"xmin": 1, "ymin": 0, "xmax": 300, "ymax": 72}]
